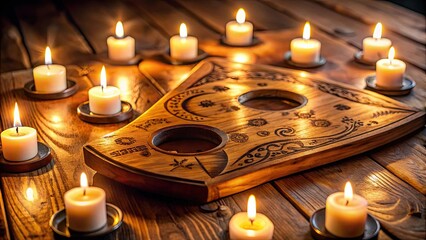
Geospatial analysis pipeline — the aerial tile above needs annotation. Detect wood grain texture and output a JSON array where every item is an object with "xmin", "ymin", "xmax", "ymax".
[
  {"xmin": 0, "ymin": 185, "xmax": 10, "ymax": 240},
  {"xmin": 85, "ymin": 58, "xmax": 425, "ymax": 202},
  {"xmin": 273, "ymin": 155, "xmax": 426, "ymax": 240},
  {"xmin": 262, "ymin": 0, "xmax": 426, "ymax": 70},
  {"xmin": 318, "ymin": 0, "xmax": 426, "ymax": 44}
]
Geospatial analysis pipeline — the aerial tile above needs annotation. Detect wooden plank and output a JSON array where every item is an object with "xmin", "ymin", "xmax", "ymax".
[
  {"xmin": 0, "ymin": 11, "xmax": 31, "ymax": 72},
  {"xmin": 262, "ymin": 0, "xmax": 426, "ymax": 70},
  {"xmin": 62, "ymin": 0, "xmax": 168, "ymax": 54},
  {"xmin": 13, "ymin": 0, "xmax": 92, "ymax": 66},
  {"xmin": 93, "ymin": 173, "xmax": 310, "ymax": 239},
  {"xmin": 0, "ymin": 64, "xmax": 162, "ymax": 239},
  {"xmin": 125, "ymin": 0, "xmax": 218, "ymax": 40},
  {"xmin": 0, "ymin": 185, "xmax": 11, "ymax": 240},
  {"xmin": 273, "ymin": 155, "xmax": 425, "ymax": 240},
  {"xmin": 317, "ymin": 0, "xmax": 426, "ymax": 44}
]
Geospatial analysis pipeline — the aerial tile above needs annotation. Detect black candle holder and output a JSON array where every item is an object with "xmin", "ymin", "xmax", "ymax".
[
  {"xmin": 365, "ymin": 75, "xmax": 416, "ymax": 96},
  {"xmin": 77, "ymin": 100, "xmax": 134, "ymax": 124},
  {"xmin": 24, "ymin": 80, "xmax": 78, "ymax": 100},
  {"xmin": 0, "ymin": 142, "xmax": 52, "ymax": 173},
  {"xmin": 97, "ymin": 52, "xmax": 143, "ymax": 66},
  {"xmin": 353, "ymin": 51, "xmax": 377, "ymax": 68},
  {"xmin": 284, "ymin": 51, "xmax": 326, "ymax": 69},
  {"xmin": 49, "ymin": 203, "xmax": 123, "ymax": 238},
  {"xmin": 220, "ymin": 35, "xmax": 262, "ymax": 47},
  {"xmin": 162, "ymin": 48, "xmax": 208, "ymax": 65},
  {"xmin": 310, "ymin": 208, "xmax": 380, "ymax": 240}
]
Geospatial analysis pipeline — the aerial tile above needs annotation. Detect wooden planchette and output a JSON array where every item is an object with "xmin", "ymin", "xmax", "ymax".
[{"xmin": 84, "ymin": 58, "xmax": 425, "ymax": 202}]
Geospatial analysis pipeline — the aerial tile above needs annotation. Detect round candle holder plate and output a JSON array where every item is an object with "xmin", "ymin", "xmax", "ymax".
[
  {"xmin": 310, "ymin": 208, "xmax": 380, "ymax": 240},
  {"xmin": 163, "ymin": 48, "xmax": 208, "ymax": 65},
  {"xmin": 0, "ymin": 142, "xmax": 52, "ymax": 173},
  {"xmin": 97, "ymin": 52, "xmax": 143, "ymax": 66},
  {"xmin": 284, "ymin": 51, "xmax": 326, "ymax": 68},
  {"xmin": 77, "ymin": 100, "xmax": 134, "ymax": 124},
  {"xmin": 354, "ymin": 51, "xmax": 376, "ymax": 68},
  {"xmin": 24, "ymin": 80, "xmax": 78, "ymax": 100},
  {"xmin": 49, "ymin": 203, "xmax": 123, "ymax": 238},
  {"xmin": 365, "ymin": 75, "xmax": 415, "ymax": 96},
  {"xmin": 220, "ymin": 35, "xmax": 261, "ymax": 47}
]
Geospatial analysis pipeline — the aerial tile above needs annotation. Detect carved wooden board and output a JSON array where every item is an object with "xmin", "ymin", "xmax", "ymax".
[{"xmin": 84, "ymin": 58, "xmax": 425, "ymax": 202}]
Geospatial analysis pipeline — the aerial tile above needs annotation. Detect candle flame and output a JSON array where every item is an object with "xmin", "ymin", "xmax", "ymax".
[
  {"xmin": 373, "ymin": 22, "xmax": 382, "ymax": 39},
  {"xmin": 100, "ymin": 65, "xmax": 107, "ymax": 89},
  {"xmin": 180, "ymin": 23, "xmax": 187, "ymax": 38},
  {"xmin": 247, "ymin": 194, "xmax": 256, "ymax": 222},
  {"xmin": 236, "ymin": 8, "xmax": 246, "ymax": 24},
  {"xmin": 26, "ymin": 187, "xmax": 34, "ymax": 202},
  {"xmin": 80, "ymin": 172, "xmax": 88, "ymax": 188},
  {"xmin": 344, "ymin": 181, "xmax": 353, "ymax": 203},
  {"xmin": 388, "ymin": 46, "xmax": 395, "ymax": 61},
  {"xmin": 13, "ymin": 102, "xmax": 22, "ymax": 128},
  {"xmin": 303, "ymin": 22, "xmax": 311, "ymax": 40},
  {"xmin": 45, "ymin": 46, "xmax": 52, "ymax": 65},
  {"xmin": 116, "ymin": 21, "xmax": 124, "ymax": 38}
]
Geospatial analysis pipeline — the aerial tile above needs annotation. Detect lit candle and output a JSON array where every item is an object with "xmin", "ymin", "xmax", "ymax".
[
  {"xmin": 229, "ymin": 195, "xmax": 274, "ymax": 240},
  {"xmin": 107, "ymin": 21, "xmax": 135, "ymax": 61},
  {"xmin": 290, "ymin": 22, "xmax": 321, "ymax": 64},
  {"xmin": 362, "ymin": 23, "xmax": 392, "ymax": 62},
  {"xmin": 33, "ymin": 47, "xmax": 67, "ymax": 93},
  {"xmin": 170, "ymin": 23, "xmax": 198, "ymax": 60},
  {"xmin": 1, "ymin": 102, "xmax": 38, "ymax": 161},
  {"xmin": 376, "ymin": 47, "xmax": 406, "ymax": 88},
  {"xmin": 64, "ymin": 173, "xmax": 107, "ymax": 232},
  {"xmin": 88, "ymin": 66, "xmax": 121, "ymax": 115},
  {"xmin": 325, "ymin": 182, "xmax": 368, "ymax": 238},
  {"xmin": 225, "ymin": 8, "xmax": 254, "ymax": 46}
]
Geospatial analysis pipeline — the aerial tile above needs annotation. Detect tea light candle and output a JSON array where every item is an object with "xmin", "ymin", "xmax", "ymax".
[
  {"xmin": 362, "ymin": 22, "xmax": 392, "ymax": 62},
  {"xmin": 170, "ymin": 23, "xmax": 198, "ymax": 60},
  {"xmin": 1, "ymin": 102, "xmax": 38, "ymax": 161},
  {"xmin": 290, "ymin": 22, "xmax": 321, "ymax": 64},
  {"xmin": 376, "ymin": 47, "xmax": 406, "ymax": 88},
  {"xmin": 226, "ymin": 8, "xmax": 253, "ymax": 46},
  {"xmin": 229, "ymin": 195, "xmax": 274, "ymax": 240},
  {"xmin": 88, "ymin": 66, "xmax": 121, "ymax": 115},
  {"xmin": 107, "ymin": 21, "xmax": 135, "ymax": 61},
  {"xmin": 325, "ymin": 182, "xmax": 368, "ymax": 238},
  {"xmin": 64, "ymin": 173, "xmax": 107, "ymax": 232},
  {"xmin": 33, "ymin": 47, "xmax": 67, "ymax": 93}
]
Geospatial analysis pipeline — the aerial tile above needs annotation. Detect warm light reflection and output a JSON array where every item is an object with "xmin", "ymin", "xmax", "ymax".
[
  {"xmin": 299, "ymin": 71, "xmax": 309, "ymax": 78},
  {"xmin": 51, "ymin": 115, "xmax": 62, "ymax": 123},
  {"xmin": 180, "ymin": 73, "xmax": 190, "ymax": 81},
  {"xmin": 344, "ymin": 181, "xmax": 353, "ymax": 203},
  {"xmin": 236, "ymin": 8, "xmax": 246, "ymax": 24},
  {"xmin": 100, "ymin": 65, "xmax": 107, "ymax": 90},
  {"xmin": 115, "ymin": 21, "xmax": 124, "ymax": 38},
  {"xmin": 247, "ymin": 194, "xmax": 256, "ymax": 222},
  {"xmin": 117, "ymin": 75, "xmax": 130, "ymax": 92},
  {"xmin": 303, "ymin": 22, "xmax": 311, "ymax": 40},
  {"xmin": 80, "ymin": 172, "xmax": 88, "ymax": 188},
  {"xmin": 26, "ymin": 187, "xmax": 35, "ymax": 202},
  {"xmin": 45, "ymin": 46, "xmax": 52, "ymax": 65},
  {"xmin": 230, "ymin": 52, "xmax": 255, "ymax": 64},
  {"xmin": 13, "ymin": 102, "xmax": 22, "ymax": 128},
  {"xmin": 373, "ymin": 22, "xmax": 382, "ymax": 39},
  {"xmin": 180, "ymin": 23, "xmax": 187, "ymax": 38},
  {"xmin": 388, "ymin": 46, "xmax": 395, "ymax": 61}
]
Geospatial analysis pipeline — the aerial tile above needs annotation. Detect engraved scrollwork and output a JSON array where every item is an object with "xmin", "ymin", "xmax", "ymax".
[
  {"xmin": 169, "ymin": 159, "xmax": 195, "ymax": 172},
  {"xmin": 274, "ymin": 127, "xmax": 295, "ymax": 137},
  {"xmin": 248, "ymin": 118, "xmax": 268, "ymax": 127},
  {"xmin": 230, "ymin": 133, "xmax": 249, "ymax": 143}
]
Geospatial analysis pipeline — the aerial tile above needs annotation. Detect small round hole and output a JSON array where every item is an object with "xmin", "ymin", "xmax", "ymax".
[
  {"xmin": 238, "ymin": 89, "xmax": 307, "ymax": 111},
  {"xmin": 151, "ymin": 125, "xmax": 227, "ymax": 155}
]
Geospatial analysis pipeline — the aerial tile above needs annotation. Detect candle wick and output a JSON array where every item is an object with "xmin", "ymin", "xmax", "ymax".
[
  {"xmin": 101, "ymin": 85, "xmax": 104, "ymax": 93},
  {"xmin": 345, "ymin": 200, "xmax": 349, "ymax": 206},
  {"xmin": 47, "ymin": 64, "xmax": 50, "ymax": 70},
  {"xmin": 250, "ymin": 219, "xmax": 254, "ymax": 226},
  {"xmin": 83, "ymin": 188, "xmax": 86, "ymax": 196},
  {"xmin": 15, "ymin": 126, "xmax": 19, "ymax": 134}
]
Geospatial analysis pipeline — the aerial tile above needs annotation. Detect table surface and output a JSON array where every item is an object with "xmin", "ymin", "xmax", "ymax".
[{"xmin": 0, "ymin": 0, "xmax": 425, "ymax": 239}]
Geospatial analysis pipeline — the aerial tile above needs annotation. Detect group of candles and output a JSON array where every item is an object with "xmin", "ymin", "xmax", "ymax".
[{"xmin": 0, "ymin": 7, "xmax": 393, "ymax": 237}]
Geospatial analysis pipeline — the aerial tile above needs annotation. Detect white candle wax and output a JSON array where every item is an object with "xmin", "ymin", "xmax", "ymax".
[
  {"xmin": 362, "ymin": 23, "xmax": 392, "ymax": 62},
  {"xmin": 107, "ymin": 21, "xmax": 135, "ymax": 61},
  {"xmin": 325, "ymin": 183, "xmax": 368, "ymax": 238},
  {"xmin": 229, "ymin": 195, "xmax": 274, "ymax": 240},
  {"xmin": 226, "ymin": 8, "xmax": 253, "ymax": 46},
  {"xmin": 33, "ymin": 47, "xmax": 67, "ymax": 93},
  {"xmin": 64, "ymin": 173, "xmax": 107, "ymax": 232},
  {"xmin": 376, "ymin": 47, "xmax": 405, "ymax": 88},
  {"xmin": 1, "ymin": 102, "xmax": 38, "ymax": 161},
  {"xmin": 170, "ymin": 23, "xmax": 198, "ymax": 60},
  {"xmin": 290, "ymin": 22, "xmax": 321, "ymax": 64},
  {"xmin": 1, "ymin": 127, "xmax": 37, "ymax": 161},
  {"xmin": 88, "ymin": 66, "xmax": 121, "ymax": 115}
]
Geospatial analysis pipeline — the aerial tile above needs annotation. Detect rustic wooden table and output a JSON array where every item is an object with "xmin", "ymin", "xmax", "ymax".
[{"xmin": 1, "ymin": 1, "xmax": 425, "ymax": 239}]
